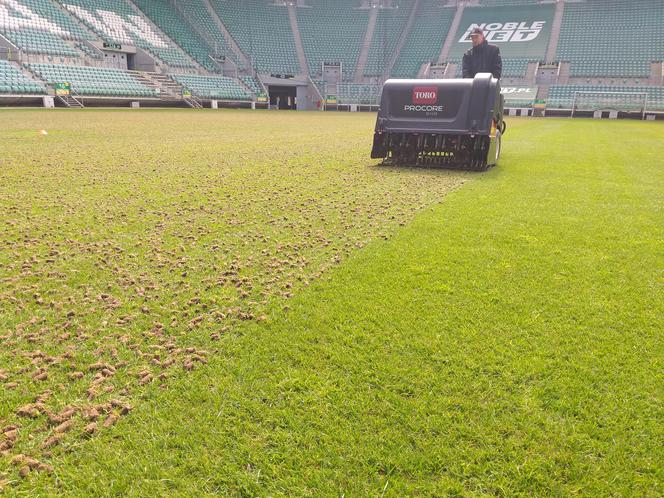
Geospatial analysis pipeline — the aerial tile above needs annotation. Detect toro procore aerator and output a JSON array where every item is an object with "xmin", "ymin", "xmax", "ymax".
[{"xmin": 371, "ymin": 73, "xmax": 506, "ymax": 171}]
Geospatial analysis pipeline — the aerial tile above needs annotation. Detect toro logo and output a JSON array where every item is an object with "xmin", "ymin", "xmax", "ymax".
[{"xmin": 412, "ymin": 87, "xmax": 437, "ymax": 105}]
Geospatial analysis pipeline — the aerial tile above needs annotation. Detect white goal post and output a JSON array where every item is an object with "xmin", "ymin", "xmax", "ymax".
[{"xmin": 571, "ymin": 91, "xmax": 648, "ymax": 118}]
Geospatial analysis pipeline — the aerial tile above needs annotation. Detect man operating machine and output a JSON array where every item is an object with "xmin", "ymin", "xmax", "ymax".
[{"xmin": 462, "ymin": 27, "xmax": 503, "ymax": 80}]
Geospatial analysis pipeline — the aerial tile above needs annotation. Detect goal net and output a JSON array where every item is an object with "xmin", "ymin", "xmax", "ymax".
[{"xmin": 571, "ymin": 91, "xmax": 648, "ymax": 117}]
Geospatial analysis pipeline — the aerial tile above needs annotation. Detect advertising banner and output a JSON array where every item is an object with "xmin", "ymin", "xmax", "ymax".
[{"xmin": 449, "ymin": 5, "xmax": 555, "ymax": 60}]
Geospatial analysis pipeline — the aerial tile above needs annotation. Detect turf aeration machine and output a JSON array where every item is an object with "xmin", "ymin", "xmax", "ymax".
[{"xmin": 371, "ymin": 73, "xmax": 506, "ymax": 171}]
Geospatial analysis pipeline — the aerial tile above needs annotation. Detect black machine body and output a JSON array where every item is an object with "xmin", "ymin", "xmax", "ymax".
[{"xmin": 371, "ymin": 73, "xmax": 506, "ymax": 171}]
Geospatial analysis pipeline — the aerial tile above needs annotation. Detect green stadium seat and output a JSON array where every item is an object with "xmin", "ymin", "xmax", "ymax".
[
  {"xmin": 212, "ymin": 0, "xmax": 300, "ymax": 75},
  {"xmin": 364, "ymin": 5, "xmax": 412, "ymax": 77},
  {"xmin": 557, "ymin": 0, "xmax": 664, "ymax": 78},
  {"xmin": 133, "ymin": 0, "xmax": 228, "ymax": 73},
  {"xmin": 27, "ymin": 63, "xmax": 157, "ymax": 98},
  {"xmin": 0, "ymin": 60, "xmax": 46, "ymax": 95},
  {"xmin": 62, "ymin": 0, "xmax": 196, "ymax": 69},
  {"xmin": 171, "ymin": 74, "xmax": 252, "ymax": 101},
  {"xmin": 392, "ymin": 1, "xmax": 455, "ymax": 78},
  {"xmin": 296, "ymin": 0, "xmax": 367, "ymax": 81}
]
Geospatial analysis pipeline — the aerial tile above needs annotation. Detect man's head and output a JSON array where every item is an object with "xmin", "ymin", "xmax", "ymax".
[{"xmin": 469, "ymin": 27, "xmax": 485, "ymax": 47}]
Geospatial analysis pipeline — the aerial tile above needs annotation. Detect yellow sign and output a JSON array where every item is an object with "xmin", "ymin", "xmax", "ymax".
[{"xmin": 54, "ymin": 82, "xmax": 71, "ymax": 96}]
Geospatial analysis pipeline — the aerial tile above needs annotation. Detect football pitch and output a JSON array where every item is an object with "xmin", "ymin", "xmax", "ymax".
[{"xmin": 0, "ymin": 109, "xmax": 662, "ymax": 495}]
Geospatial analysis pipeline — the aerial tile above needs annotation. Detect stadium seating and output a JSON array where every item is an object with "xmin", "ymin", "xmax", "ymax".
[
  {"xmin": 2, "ymin": 27, "xmax": 78, "ymax": 56},
  {"xmin": 0, "ymin": 59, "xmax": 45, "ymax": 94},
  {"xmin": 132, "ymin": 0, "xmax": 219, "ymax": 72},
  {"xmin": 501, "ymin": 59, "xmax": 532, "ymax": 78},
  {"xmin": 311, "ymin": 79, "xmax": 326, "ymax": 97},
  {"xmin": 364, "ymin": 5, "xmax": 412, "ymax": 77},
  {"xmin": 548, "ymin": 85, "xmax": 664, "ymax": 111},
  {"xmin": 297, "ymin": 0, "xmax": 368, "ymax": 80},
  {"xmin": 478, "ymin": 0, "xmax": 541, "ymax": 5},
  {"xmin": 61, "ymin": 0, "xmax": 196, "ymax": 69},
  {"xmin": 391, "ymin": 1, "xmax": 454, "ymax": 78},
  {"xmin": 338, "ymin": 83, "xmax": 381, "ymax": 105},
  {"xmin": 557, "ymin": 0, "xmax": 664, "ymax": 78},
  {"xmin": 173, "ymin": 0, "xmax": 233, "ymax": 66},
  {"xmin": 240, "ymin": 75, "xmax": 262, "ymax": 95},
  {"xmin": 453, "ymin": 57, "xmax": 531, "ymax": 78},
  {"xmin": 171, "ymin": 74, "xmax": 252, "ymax": 101},
  {"xmin": 76, "ymin": 42, "xmax": 103, "ymax": 59},
  {"xmin": 1, "ymin": 0, "xmax": 662, "ymax": 109},
  {"xmin": 503, "ymin": 98, "xmax": 534, "ymax": 108},
  {"xmin": 5, "ymin": 0, "xmax": 92, "ymax": 40},
  {"xmin": 211, "ymin": 0, "xmax": 300, "ymax": 75},
  {"xmin": 28, "ymin": 63, "xmax": 156, "ymax": 96}
]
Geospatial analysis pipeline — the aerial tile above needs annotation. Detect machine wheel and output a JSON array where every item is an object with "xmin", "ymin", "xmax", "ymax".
[{"xmin": 495, "ymin": 132, "xmax": 502, "ymax": 163}]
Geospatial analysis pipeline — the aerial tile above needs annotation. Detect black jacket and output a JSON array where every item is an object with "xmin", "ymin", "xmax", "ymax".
[{"xmin": 461, "ymin": 41, "xmax": 502, "ymax": 79}]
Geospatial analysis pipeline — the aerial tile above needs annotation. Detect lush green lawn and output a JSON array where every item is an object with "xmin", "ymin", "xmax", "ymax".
[{"xmin": 1, "ymin": 111, "xmax": 662, "ymax": 495}]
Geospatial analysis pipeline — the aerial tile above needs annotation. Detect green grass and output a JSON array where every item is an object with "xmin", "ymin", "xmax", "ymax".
[{"xmin": 1, "ymin": 110, "xmax": 663, "ymax": 496}]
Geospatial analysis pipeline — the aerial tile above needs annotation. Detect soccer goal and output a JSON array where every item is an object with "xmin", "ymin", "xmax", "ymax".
[{"xmin": 571, "ymin": 91, "xmax": 648, "ymax": 118}]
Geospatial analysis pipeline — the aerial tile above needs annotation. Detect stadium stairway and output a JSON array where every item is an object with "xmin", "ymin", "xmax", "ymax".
[
  {"xmin": 240, "ymin": 75, "xmax": 264, "ymax": 96},
  {"xmin": 168, "ymin": 0, "xmax": 234, "ymax": 72},
  {"xmin": 438, "ymin": 1, "xmax": 465, "ymax": 64},
  {"xmin": 353, "ymin": 5, "xmax": 378, "ymax": 82},
  {"xmin": 363, "ymin": 3, "xmax": 412, "ymax": 81},
  {"xmin": 287, "ymin": 3, "xmax": 309, "ymax": 78},
  {"xmin": 545, "ymin": 0, "xmax": 565, "ymax": 63},
  {"xmin": 130, "ymin": 71, "xmax": 183, "ymax": 100},
  {"xmin": 57, "ymin": 92, "xmax": 83, "ymax": 107},
  {"xmin": 381, "ymin": 0, "xmax": 420, "ymax": 81},
  {"xmin": 201, "ymin": 0, "xmax": 252, "ymax": 71}
]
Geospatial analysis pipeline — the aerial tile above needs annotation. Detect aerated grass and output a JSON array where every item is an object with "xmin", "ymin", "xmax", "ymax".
[
  {"xmin": 1, "ymin": 110, "xmax": 663, "ymax": 495},
  {"xmin": 0, "ymin": 109, "xmax": 465, "ymax": 491}
]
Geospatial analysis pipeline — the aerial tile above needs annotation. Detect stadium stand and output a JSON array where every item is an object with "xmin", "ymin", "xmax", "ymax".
[
  {"xmin": 3, "ymin": 26, "xmax": 77, "ymax": 56},
  {"xmin": 174, "ymin": 0, "xmax": 233, "ymax": 66},
  {"xmin": 338, "ymin": 83, "xmax": 381, "ymax": 105},
  {"xmin": 0, "ymin": 0, "xmax": 662, "ymax": 114},
  {"xmin": 453, "ymin": 57, "xmax": 531, "ymax": 78},
  {"xmin": 240, "ymin": 74, "xmax": 261, "ymax": 95},
  {"xmin": 391, "ymin": 0, "xmax": 454, "ymax": 78},
  {"xmin": 0, "ymin": 59, "xmax": 45, "ymax": 93},
  {"xmin": 211, "ymin": 0, "xmax": 299, "ymax": 75},
  {"xmin": 131, "ymin": 0, "xmax": 219, "ymax": 72},
  {"xmin": 548, "ymin": 85, "xmax": 664, "ymax": 111},
  {"xmin": 76, "ymin": 41, "xmax": 103, "ymax": 59},
  {"xmin": 364, "ymin": 4, "xmax": 411, "ymax": 77},
  {"xmin": 311, "ymin": 78, "xmax": 326, "ymax": 97},
  {"xmin": 171, "ymin": 73, "xmax": 252, "ymax": 101},
  {"xmin": 60, "ymin": 0, "xmax": 196, "ymax": 69},
  {"xmin": 3, "ymin": 0, "xmax": 92, "ymax": 40},
  {"xmin": 557, "ymin": 0, "xmax": 664, "ymax": 78},
  {"xmin": 500, "ymin": 59, "xmax": 532, "ymax": 78},
  {"xmin": 0, "ymin": 0, "xmax": 89, "ymax": 60},
  {"xmin": 28, "ymin": 63, "xmax": 156, "ymax": 96},
  {"xmin": 297, "ymin": 0, "xmax": 368, "ymax": 80},
  {"xmin": 478, "ymin": 0, "xmax": 541, "ymax": 5}
]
